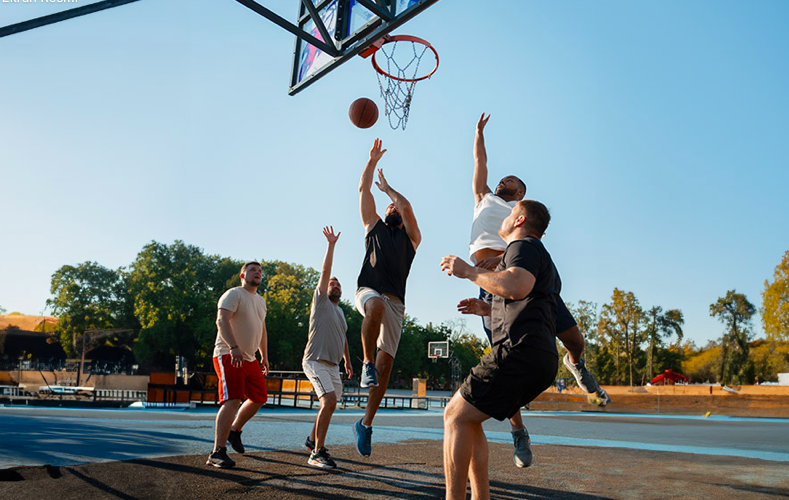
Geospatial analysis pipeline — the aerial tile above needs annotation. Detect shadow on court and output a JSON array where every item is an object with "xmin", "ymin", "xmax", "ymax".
[{"xmin": 2, "ymin": 440, "xmax": 788, "ymax": 499}]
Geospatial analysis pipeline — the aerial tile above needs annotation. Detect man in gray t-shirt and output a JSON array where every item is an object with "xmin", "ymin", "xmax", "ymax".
[{"xmin": 301, "ymin": 226, "xmax": 353, "ymax": 469}]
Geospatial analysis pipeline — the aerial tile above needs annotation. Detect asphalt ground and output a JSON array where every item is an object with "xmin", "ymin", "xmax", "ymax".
[{"xmin": 1, "ymin": 406, "xmax": 788, "ymax": 499}]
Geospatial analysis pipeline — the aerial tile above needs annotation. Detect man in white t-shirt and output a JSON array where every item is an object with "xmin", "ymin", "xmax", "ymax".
[
  {"xmin": 206, "ymin": 261, "xmax": 269, "ymax": 469},
  {"xmin": 301, "ymin": 226, "xmax": 353, "ymax": 469},
  {"xmin": 461, "ymin": 113, "xmax": 610, "ymax": 468}
]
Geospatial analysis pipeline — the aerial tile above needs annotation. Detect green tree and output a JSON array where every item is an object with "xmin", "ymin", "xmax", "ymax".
[
  {"xmin": 599, "ymin": 289, "xmax": 644, "ymax": 386},
  {"xmin": 46, "ymin": 262, "xmax": 134, "ymax": 357},
  {"xmin": 761, "ymin": 251, "xmax": 789, "ymax": 342},
  {"xmin": 0, "ymin": 305, "xmax": 6, "ymax": 315},
  {"xmin": 710, "ymin": 290, "xmax": 755, "ymax": 385},
  {"xmin": 642, "ymin": 307, "xmax": 684, "ymax": 384},
  {"xmin": 263, "ymin": 261, "xmax": 319, "ymax": 370},
  {"xmin": 127, "ymin": 241, "xmax": 237, "ymax": 370}
]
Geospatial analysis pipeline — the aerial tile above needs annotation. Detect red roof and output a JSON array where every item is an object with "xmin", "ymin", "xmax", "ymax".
[{"xmin": 651, "ymin": 369, "xmax": 690, "ymax": 384}]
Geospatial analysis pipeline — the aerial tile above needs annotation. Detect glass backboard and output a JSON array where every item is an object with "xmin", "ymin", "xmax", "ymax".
[{"xmin": 290, "ymin": 0, "xmax": 439, "ymax": 95}]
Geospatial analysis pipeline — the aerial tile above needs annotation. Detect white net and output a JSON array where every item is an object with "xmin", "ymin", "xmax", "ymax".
[{"xmin": 374, "ymin": 39, "xmax": 437, "ymax": 130}]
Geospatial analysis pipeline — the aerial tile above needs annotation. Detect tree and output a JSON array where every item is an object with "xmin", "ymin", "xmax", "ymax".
[
  {"xmin": 642, "ymin": 307, "xmax": 684, "ymax": 383},
  {"xmin": 0, "ymin": 305, "xmax": 6, "ymax": 315},
  {"xmin": 710, "ymin": 290, "xmax": 755, "ymax": 385},
  {"xmin": 46, "ymin": 262, "xmax": 134, "ymax": 357},
  {"xmin": 762, "ymin": 251, "xmax": 789, "ymax": 342},
  {"xmin": 263, "ymin": 261, "xmax": 319, "ymax": 370},
  {"xmin": 599, "ymin": 289, "xmax": 644, "ymax": 386},
  {"xmin": 127, "ymin": 241, "xmax": 237, "ymax": 370}
]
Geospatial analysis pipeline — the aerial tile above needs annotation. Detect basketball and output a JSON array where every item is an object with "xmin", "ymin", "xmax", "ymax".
[{"xmin": 348, "ymin": 98, "xmax": 379, "ymax": 128}]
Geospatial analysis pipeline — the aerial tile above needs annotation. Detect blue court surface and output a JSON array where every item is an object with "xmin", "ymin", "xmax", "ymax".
[{"xmin": 2, "ymin": 405, "xmax": 788, "ymax": 468}]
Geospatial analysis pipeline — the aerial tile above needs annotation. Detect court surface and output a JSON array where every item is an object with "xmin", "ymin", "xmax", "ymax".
[{"xmin": 2, "ymin": 405, "xmax": 788, "ymax": 468}]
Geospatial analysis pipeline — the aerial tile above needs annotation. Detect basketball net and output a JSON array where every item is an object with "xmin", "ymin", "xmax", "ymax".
[{"xmin": 367, "ymin": 35, "xmax": 439, "ymax": 130}]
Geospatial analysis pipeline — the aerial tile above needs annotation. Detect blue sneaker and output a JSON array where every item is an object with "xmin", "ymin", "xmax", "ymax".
[
  {"xmin": 353, "ymin": 418, "xmax": 373, "ymax": 457},
  {"xmin": 360, "ymin": 362, "xmax": 378, "ymax": 388}
]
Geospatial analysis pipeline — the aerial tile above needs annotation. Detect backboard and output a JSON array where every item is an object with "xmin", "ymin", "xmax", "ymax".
[
  {"xmin": 290, "ymin": 0, "xmax": 439, "ymax": 95},
  {"xmin": 427, "ymin": 340, "xmax": 449, "ymax": 360}
]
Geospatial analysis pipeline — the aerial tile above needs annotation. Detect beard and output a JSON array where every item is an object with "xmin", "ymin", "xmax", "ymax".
[
  {"xmin": 495, "ymin": 185, "xmax": 518, "ymax": 198},
  {"xmin": 245, "ymin": 276, "xmax": 262, "ymax": 286},
  {"xmin": 385, "ymin": 213, "xmax": 403, "ymax": 226},
  {"xmin": 329, "ymin": 288, "xmax": 342, "ymax": 302}
]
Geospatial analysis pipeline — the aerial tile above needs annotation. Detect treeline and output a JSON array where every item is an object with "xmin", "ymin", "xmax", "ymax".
[
  {"xmin": 44, "ymin": 240, "xmax": 486, "ymax": 386},
  {"xmin": 39, "ymin": 242, "xmax": 789, "ymax": 386},
  {"xmin": 562, "ymin": 249, "xmax": 789, "ymax": 386}
]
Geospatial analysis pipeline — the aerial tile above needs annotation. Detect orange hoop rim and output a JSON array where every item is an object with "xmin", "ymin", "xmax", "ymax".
[{"xmin": 371, "ymin": 34, "xmax": 439, "ymax": 83}]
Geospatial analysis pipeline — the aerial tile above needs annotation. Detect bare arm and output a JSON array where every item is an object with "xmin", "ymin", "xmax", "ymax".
[
  {"xmin": 440, "ymin": 255, "xmax": 535, "ymax": 300},
  {"xmin": 359, "ymin": 138, "xmax": 386, "ymax": 232},
  {"xmin": 317, "ymin": 226, "xmax": 340, "ymax": 295},
  {"xmin": 216, "ymin": 308, "xmax": 243, "ymax": 368},
  {"xmin": 375, "ymin": 169, "xmax": 422, "ymax": 250},
  {"xmin": 258, "ymin": 319, "xmax": 269, "ymax": 376},
  {"xmin": 473, "ymin": 113, "xmax": 493, "ymax": 205},
  {"xmin": 342, "ymin": 337, "xmax": 353, "ymax": 379}
]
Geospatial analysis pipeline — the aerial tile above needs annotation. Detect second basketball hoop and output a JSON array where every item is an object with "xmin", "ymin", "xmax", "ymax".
[{"xmin": 361, "ymin": 34, "xmax": 439, "ymax": 130}]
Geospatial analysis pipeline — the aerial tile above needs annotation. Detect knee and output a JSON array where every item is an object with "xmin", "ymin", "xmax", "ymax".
[
  {"xmin": 364, "ymin": 298, "xmax": 385, "ymax": 321},
  {"xmin": 321, "ymin": 392, "xmax": 337, "ymax": 410}
]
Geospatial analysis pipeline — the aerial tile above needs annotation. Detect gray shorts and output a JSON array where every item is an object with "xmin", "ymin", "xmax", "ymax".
[{"xmin": 355, "ymin": 287, "xmax": 405, "ymax": 358}]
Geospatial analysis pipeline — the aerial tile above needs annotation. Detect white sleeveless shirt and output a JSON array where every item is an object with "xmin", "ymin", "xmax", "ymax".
[{"xmin": 468, "ymin": 193, "xmax": 517, "ymax": 263}]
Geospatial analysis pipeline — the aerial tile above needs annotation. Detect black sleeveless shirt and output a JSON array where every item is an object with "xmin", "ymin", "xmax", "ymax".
[{"xmin": 356, "ymin": 219, "xmax": 416, "ymax": 303}]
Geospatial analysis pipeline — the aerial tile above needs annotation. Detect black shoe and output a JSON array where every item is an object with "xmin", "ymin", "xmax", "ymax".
[
  {"xmin": 227, "ymin": 429, "xmax": 245, "ymax": 454},
  {"xmin": 308, "ymin": 447, "xmax": 337, "ymax": 469},
  {"xmin": 206, "ymin": 447, "xmax": 235, "ymax": 468},
  {"xmin": 303, "ymin": 437, "xmax": 316, "ymax": 453}
]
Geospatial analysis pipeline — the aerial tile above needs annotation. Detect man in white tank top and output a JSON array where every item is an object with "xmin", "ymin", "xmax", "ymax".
[{"xmin": 461, "ymin": 113, "xmax": 610, "ymax": 469}]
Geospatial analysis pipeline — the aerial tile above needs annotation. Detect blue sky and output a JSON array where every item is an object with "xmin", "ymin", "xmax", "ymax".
[{"xmin": 1, "ymin": 0, "xmax": 787, "ymax": 348}]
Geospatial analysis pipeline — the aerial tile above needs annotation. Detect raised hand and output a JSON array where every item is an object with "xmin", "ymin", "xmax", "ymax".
[
  {"xmin": 440, "ymin": 255, "xmax": 474, "ymax": 279},
  {"xmin": 323, "ymin": 225, "xmax": 340, "ymax": 244},
  {"xmin": 457, "ymin": 298, "xmax": 491, "ymax": 317},
  {"xmin": 369, "ymin": 138, "xmax": 387, "ymax": 162},
  {"xmin": 374, "ymin": 168, "xmax": 391, "ymax": 193},
  {"xmin": 476, "ymin": 112, "xmax": 490, "ymax": 132}
]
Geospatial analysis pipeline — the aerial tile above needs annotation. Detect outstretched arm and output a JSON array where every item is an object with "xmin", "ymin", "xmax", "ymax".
[
  {"xmin": 440, "ymin": 255, "xmax": 534, "ymax": 300},
  {"xmin": 376, "ymin": 169, "xmax": 422, "ymax": 250},
  {"xmin": 359, "ymin": 138, "xmax": 386, "ymax": 232},
  {"xmin": 473, "ymin": 113, "xmax": 493, "ymax": 205},
  {"xmin": 317, "ymin": 226, "xmax": 340, "ymax": 295}
]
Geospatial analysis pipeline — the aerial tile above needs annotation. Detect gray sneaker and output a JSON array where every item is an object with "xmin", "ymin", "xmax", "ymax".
[
  {"xmin": 595, "ymin": 387, "xmax": 611, "ymax": 406},
  {"xmin": 303, "ymin": 437, "xmax": 316, "ymax": 453},
  {"xmin": 563, "ymin": 353, "xmax": 600, "ymax": 394},
  {"xmin": 360, "ymin": 362, "xmax": 379, "ymax": 388},
  {"xmin": 512, "ymin": 428, "xmax": 533, "ymax": 468},
  {"xmin": 308, "ymin": 447, "xmax": 337, "ymax": 469}
]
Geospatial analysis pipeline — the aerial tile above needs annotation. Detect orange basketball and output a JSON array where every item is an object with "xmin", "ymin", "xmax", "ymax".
[{"xmin": 348, "ymin": 98, "xmax": 379, "ymax": 128}]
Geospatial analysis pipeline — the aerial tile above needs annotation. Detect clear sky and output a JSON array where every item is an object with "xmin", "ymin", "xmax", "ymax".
[{"xmin": 1, "ymin": 0, "xmax": 787, "ymax": 348}]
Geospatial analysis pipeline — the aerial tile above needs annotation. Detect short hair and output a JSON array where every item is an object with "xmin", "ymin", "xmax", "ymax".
[
  {"xmin": 512, "ymin": 176, "xmax": 527, "ymax": 197},
  {"xmin": 329, "ymin": 276, "xmax": 341, "ymax": 284},
  {"xmin": 241, "ymin": 261, "xmax": 261, "ymax": 274},
  {"xmin": 515, "ymin": 200, "xmax": 551, "ymax": 236}
]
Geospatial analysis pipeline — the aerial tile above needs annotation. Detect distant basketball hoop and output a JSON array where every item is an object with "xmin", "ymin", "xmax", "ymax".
[{"xmin": 427, "ymin": 340, "xmax": 449, "ymax": 364}]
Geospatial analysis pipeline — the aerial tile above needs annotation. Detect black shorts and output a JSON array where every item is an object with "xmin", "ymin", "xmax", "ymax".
[
  {"xmin": 460, "ymin": 342, "xmax": 558, "ymax": 421},
  {"xmin": 479, "ymin": 288, "xmax": 577, "ymax": 343}
]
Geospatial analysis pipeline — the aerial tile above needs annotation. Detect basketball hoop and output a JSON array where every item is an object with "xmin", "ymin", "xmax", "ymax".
[
  {"xmin": 362, "ymin": 34, "xmax": 439, "ymax": 130},
  {"xmin": 429, "ymin": 355, "xmax": 438, "ymax": 364}
]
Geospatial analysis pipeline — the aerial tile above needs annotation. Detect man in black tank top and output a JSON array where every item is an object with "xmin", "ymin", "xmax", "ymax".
[{"xmin": 352, "ymin": 138, "xmax": 421, "ymax": 458}]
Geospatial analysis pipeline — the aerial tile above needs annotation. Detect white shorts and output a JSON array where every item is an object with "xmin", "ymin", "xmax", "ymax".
[
  {"xmin": 302, "ymin": 359, "xmax": 343, "ymax": 399},
  {"xmin": 354, "ymin": 287, "xmax": 406, "ymax": 358}
]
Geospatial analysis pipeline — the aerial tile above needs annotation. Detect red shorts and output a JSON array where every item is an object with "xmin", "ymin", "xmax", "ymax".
[{"xmin": 213, "ymin": 355, "xmax": 268, "ymax": 405}]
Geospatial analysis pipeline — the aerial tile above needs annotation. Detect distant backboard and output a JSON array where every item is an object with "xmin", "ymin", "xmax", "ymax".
[
  {"xmin": 290, "ymin": 0, "xmax": 439, "ymax": 95},
  {"xmin": 428, "ymin": 340, "xmax": 449, "ymax": 359}
]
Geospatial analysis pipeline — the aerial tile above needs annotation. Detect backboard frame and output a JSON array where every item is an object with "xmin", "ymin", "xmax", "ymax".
[
  {"xmin": 428, "ymin": 340, "xmax": 450, "ymax": 360},
  {"xmin": 289, "ymin": 0, "xmax": 439, "ymax": 95}
]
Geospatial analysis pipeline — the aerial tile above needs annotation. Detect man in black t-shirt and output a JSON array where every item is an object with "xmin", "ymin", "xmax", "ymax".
[
  {"xmin": 352, "ymin": 138, "xmax": 421, "ymax": 458},
  {"xmin": 440, "ymin": 200, "xmax": 560, "ymax": 500}
]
